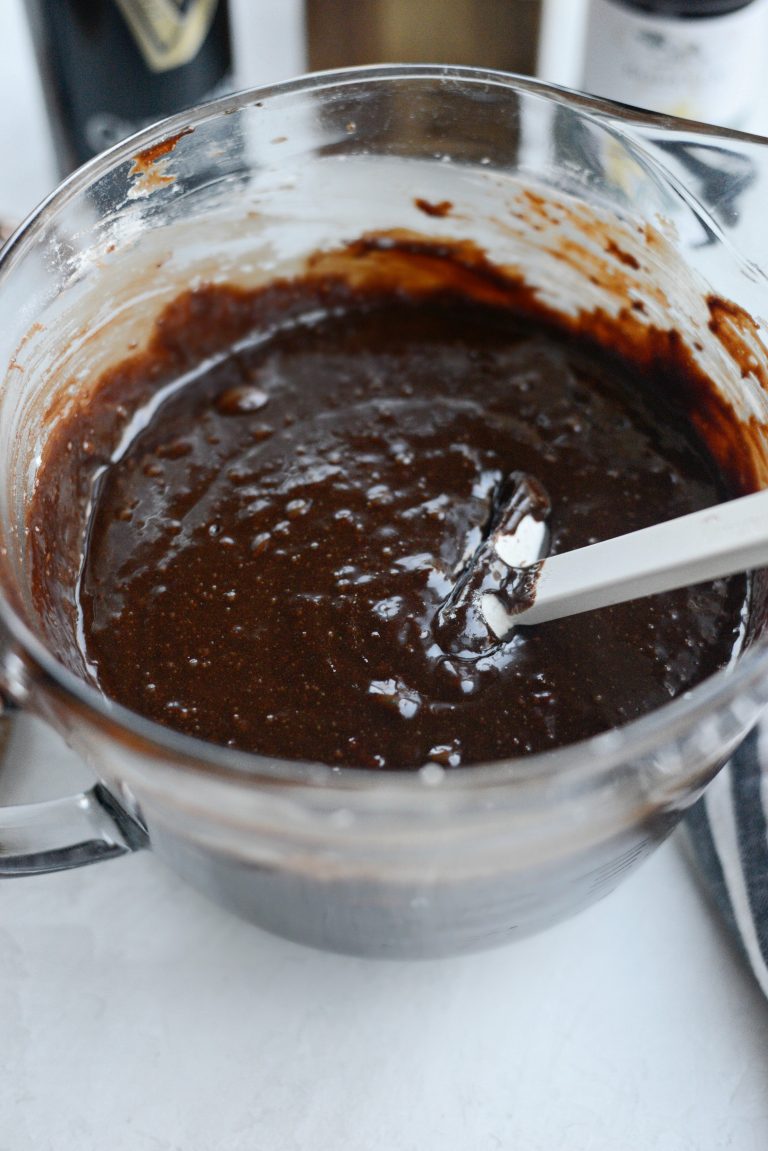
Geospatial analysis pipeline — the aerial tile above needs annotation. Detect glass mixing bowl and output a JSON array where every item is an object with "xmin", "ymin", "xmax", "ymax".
[{"xmin": 2, "ymin": 65, "xmax": 768, "ymax": 957}]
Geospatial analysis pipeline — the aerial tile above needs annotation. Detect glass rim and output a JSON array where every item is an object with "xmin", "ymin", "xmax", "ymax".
[{"xmin": 1, "ymin": 62, "xmax": 767, "ymax": 798}]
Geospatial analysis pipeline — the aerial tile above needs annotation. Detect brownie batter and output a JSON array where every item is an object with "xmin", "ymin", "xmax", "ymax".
[{"xmin": 29, "ymin": 251, "xmax": 749, "ymax": 769}]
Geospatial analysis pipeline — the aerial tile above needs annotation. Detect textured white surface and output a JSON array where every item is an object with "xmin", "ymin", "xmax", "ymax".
[
  {"xmin": 2, "ymin": 3, "xmax": 768, "ymax": 1148},
  {"xmin": 3, "ymin": 720, "xmax": 768, "ymax": 1151}
]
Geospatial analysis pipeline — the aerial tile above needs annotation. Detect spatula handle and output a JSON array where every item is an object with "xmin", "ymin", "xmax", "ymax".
[{"xmin": 513, "ymin": 487, "xmax": 768, "ymax": 627}]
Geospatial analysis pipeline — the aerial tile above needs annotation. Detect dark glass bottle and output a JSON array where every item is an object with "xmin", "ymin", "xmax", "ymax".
[
  {"xmin": 26, "ymin": 0, "xmax": 233, "ymax": 175},
  {"xmin": 582, "ymin": 0, "xmax": 768, "ymax": 126}
]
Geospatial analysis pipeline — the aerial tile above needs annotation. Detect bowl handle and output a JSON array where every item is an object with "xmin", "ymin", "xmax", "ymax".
[
  {"xmin": 0, "ymin": 710, "xmax": 148, "ymax": 877},
  {"xmin": 0, "ymin": 782, "xmax": 148, "ymax": 876}
]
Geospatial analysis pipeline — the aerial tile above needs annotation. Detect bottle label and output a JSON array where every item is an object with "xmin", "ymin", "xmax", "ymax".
[
  {"xmin": 583, "ymin": 0, "xmax": 768, "ymax": 128},
  {"xmin": 115, "ymin": 0, "xmax": 221, "ymax": 73}
]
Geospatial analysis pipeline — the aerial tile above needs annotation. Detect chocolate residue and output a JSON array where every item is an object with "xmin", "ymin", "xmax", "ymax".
[
  {"xmin": 708, "ymin": 295, "xmax": 768, "ymax": 389},
  {"xmin": 414, "ymin": 198, "xmax": 453, "ymax": 218},
  {"xmin": 128, "ymin": 127, "xmax": 194, "ymax": 195},
  {"xmin": 606, "ymin": 239, "xmax": 641, "ymax": 270},
  {"xmin": 130, "ymin": 127, "xmax": 194, "ymax": 174}
]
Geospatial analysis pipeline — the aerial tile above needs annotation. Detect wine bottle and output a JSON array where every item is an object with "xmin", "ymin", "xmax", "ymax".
[
  {"xmin": 26, "ymin": 0, "xmax": 233, "ymax": 175},
  {"xmin": 582, "ymin": 0, "xmax": 768, "ymax": 127}
]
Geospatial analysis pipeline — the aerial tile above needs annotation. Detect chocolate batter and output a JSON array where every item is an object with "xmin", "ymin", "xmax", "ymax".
[{"xmin": 29, "ymin": 245, "xmax": 750, "ymax": 769}]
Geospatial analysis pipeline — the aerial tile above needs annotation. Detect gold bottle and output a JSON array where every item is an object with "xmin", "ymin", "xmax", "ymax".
[{"xmin": 306, "ymin": 0, "xmax": 543, "ymax": 76}]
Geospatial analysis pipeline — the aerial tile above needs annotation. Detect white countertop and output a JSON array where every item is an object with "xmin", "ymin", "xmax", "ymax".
[{"xmin": 1, "ymin": 3, "xmax": 768, "ymax": 1148}]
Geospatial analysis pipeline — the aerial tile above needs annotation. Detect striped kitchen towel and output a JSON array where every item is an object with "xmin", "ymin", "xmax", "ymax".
[{"xmin": 685, "ymin": 726, "xmax": 768, "ymax": 997}]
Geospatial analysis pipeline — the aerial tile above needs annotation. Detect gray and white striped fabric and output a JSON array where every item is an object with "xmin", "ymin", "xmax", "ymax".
[{"xmin": 685, "ymin": 727, "xmax": 768, "ymax": 998}]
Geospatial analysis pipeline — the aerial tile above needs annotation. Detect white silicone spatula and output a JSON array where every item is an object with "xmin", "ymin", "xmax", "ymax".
[{"xmin": 481, "ymin": 487, "xmax": 768, "ymax": 636}]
